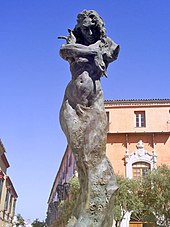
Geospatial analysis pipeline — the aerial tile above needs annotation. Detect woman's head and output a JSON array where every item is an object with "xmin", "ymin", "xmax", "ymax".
[{"xmin": 73, "ymin": 10, "xmax": 107, "ymax": 45}]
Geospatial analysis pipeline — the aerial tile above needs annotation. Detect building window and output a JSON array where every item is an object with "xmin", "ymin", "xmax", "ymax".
[
  {"xmin": 69, "ymin": 154, "xmax": 72, "ymax": 167},
  {"xmin": 132, "ymin": 162, "xmax": 150, "ymax": 179},
  {"xmin": 4, "ymin": 189, "xmax": 10, "ymax": 210},
  {"xmin": 0, "ymin": 178, "xmax": 4, "ymax": 201},
  {"xmin": 12, "ymin": 199, "xmax": 16, "ymax": 216},
  {"xmin": 9, "ymin": 194, "xmax": 13, "ymax": 214},
  {"xmin": 135, "ymin": 111, "xmax": 146, "ymax": 127},
  {"xmin": 106, "ymin": 111, "xmax": 110, "ymax": 131}
]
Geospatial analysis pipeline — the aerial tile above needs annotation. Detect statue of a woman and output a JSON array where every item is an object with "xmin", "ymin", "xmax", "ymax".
[{"xmin": 59, "ymin": 10, "xmax": 120, "ymax": 227}]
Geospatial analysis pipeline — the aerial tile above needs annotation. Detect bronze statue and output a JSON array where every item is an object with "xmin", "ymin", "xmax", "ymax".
[{"xmin": 59, "ymin": 10, "xmax": 120, "ymax": 227}]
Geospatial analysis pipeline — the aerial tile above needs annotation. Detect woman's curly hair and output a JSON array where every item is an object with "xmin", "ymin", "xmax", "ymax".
[{"xmin": 73, "ymin": 10, "xmax": 107, "ymax": 45}]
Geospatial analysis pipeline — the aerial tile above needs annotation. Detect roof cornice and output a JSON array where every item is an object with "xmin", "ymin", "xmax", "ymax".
[
  {"xmin": 0, "ymin": 139, "xmax": 6, "ymax": 154},
  {"xmin": 104, "ymin": 99, "xmax": 170, "ymax": 106},
  {"xmin": 6, "ymin": 176, "xmax": 18, "ymax": 198},
  {"xmin": 1, "ymin": 153, "xmax": 10, "ymax": 168}
]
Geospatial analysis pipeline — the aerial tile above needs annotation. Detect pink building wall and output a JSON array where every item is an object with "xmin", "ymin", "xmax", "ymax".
[{"xmin": 105, "ymin": 99, "xmax": 170, "ymax": 176}]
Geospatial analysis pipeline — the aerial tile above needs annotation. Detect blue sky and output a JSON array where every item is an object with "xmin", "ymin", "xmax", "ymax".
[{"xmin": 0, "ymin": 0, "xmax": 170, "ymax": 222}]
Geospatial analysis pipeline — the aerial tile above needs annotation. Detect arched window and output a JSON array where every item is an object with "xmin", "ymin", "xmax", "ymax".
[
  {"xmin": 130, "ymin": 211, "xmax": 156, "ymax": 227},
  {"xmin": 132, "ymin": 162, "xmax": 150, "ymax": 179}
]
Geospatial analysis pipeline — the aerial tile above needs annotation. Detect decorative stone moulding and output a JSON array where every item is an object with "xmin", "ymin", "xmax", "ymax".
[{"xmin": 125, "ymin": 140, "xmax": 157, "ymax": 178}]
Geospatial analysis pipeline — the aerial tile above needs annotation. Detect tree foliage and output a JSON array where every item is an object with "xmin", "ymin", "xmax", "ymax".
[
  {"xmin": 32, "ymin": 218, "xmax": 46, "ymax": 227},
  {"xmin": 113, "ymin": 176, "xmax": 144, "ymax": 227},
  {"xmin": 53, "ymin": 176, "xmax": 80, "ymax": 227},
  {"xmin": 15, "ymin": 213, "xmax": 25, "ymax": 227},
  {"xmin": 113, "ymin": 165, "xmax": 170, "ymax": 227},
  {"xmin": 142, "ymin": 164, "xmax": 170, "ymax": 226}
]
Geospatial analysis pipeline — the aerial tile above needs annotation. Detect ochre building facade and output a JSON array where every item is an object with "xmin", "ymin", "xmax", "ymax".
[{"xmin": 0, "ymin": 140, "xmax": 18, "ymax": 227}]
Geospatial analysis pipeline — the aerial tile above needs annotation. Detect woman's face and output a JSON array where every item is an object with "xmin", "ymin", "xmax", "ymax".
[
  {"xmin": 81, "ymin": 26, "xmax": 97, "ymax": 44},
  {"xmin": 80, "ymin": 16, "xmax": 99, "ymax": 44}
]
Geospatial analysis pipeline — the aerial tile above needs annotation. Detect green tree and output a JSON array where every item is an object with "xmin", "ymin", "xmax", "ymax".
[
  {"xmin": 142, "ymin": 165, "xmax": 170, "ymax": 226},
  {"xmin": 113, "ymin": 176, "xmax": 144, "ymax": 227},
  {"xmin": 53, "ymin": 176, "xmax": 80, "ymax": 226},
  {"xmin": 31, "ymin": 218, "xmax": 46, "ymax": 227},
  {"xmin": 15, "ymin": 213, "xmax": 25, "ymax": 226},
  {"xmin": 113, "ymin": 165, "xmax": 170, "ymax": 227}
]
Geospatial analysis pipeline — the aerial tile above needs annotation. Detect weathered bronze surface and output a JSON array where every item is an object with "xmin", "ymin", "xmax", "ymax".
[{"xmin": 59, "ymin": 10, "xmax": 120, "ymax": 227}]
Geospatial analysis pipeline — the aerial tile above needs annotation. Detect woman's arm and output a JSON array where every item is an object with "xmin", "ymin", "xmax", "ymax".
[
  {"xmin": 59, "ymin": 41, "xmax": 102, "ymax": 61},
  {"xmin": 102, "ymin": 37, "xmax": 120, "ymax": 63}
]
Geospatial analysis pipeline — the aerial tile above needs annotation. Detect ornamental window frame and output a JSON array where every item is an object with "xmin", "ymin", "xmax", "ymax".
[{"xmin": 125, "ymin": 140, "xmax": 157, "ymax": 179}]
